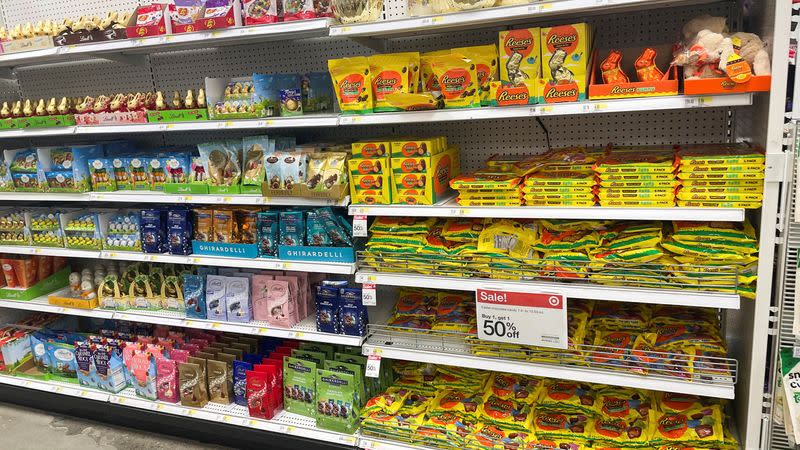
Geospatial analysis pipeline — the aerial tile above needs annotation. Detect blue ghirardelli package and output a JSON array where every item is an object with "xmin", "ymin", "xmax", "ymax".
[
  {"xmin": 233, "ymin": 360, "xmax": 253, "ymax": 406},
  {"xmin": 315, "ymin": 285, "xmax": 340, "ymax": 334},
  {"xmin": 167, "ymin": 208, "xmax": 193, "ymax": 255},
  {"xmin": 140, "ymin": 208, "xmax": 167, "ymax": 253},
  {"xmin": 243, "ymin": 352, "xmax": 263, "ymax": 365},
  {"xmin": 183, "ymin": 275, "xmax": 206, "ymax": 319},
  {"xmin": 339, "ymin": 288, "xmax": 368, "ymax": 336}
]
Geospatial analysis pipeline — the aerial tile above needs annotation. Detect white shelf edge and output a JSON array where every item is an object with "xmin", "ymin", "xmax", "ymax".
[
  {"xmin": 358, "ymin": 436, "xmax": 430, "ymax": 450},
  {"xmin": 0, "ymin": 191, "xmax": 349, "ymax": 206},
  {"xmin": 0, "ymin": 295, "xmax": 363, "ymax": 345},
  {"xmin": 0, "ymin": 246, "xmax": 355, "ymax": 274},
  {"xmin": 330, "ymin": 0, "xmax": 718, "ymax": 37},
  {"xmin": 349, "ymin": 202, "xmax": 746, "ymax": 222},
  {"xmin": 355, "ymin": 271, "xmax": 741, "ymax": 309},
  {"xmin": 337, "ymin": 94, "xmax": 753, "ymax": 125},
  {"xmin": 0, "ymin": 94, "xmax": 752, "ymax": 139},
  {"xmin": 0, "ymin": 374, "xmax": 109, "ymax": 401},
  {"xmin": 0, "ymin": 374, "xmax": 356, "ymax": 446},
  {"xmin": 362, "ymin": 343, "xmax": 735, "ymax": 399},
  {"xmin": 0, "ymin": 19, "xmax": 334, "ymax": 68}
]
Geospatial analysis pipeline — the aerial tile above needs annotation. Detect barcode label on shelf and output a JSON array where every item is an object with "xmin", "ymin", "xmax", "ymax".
[
  {"xmin": 352, "ymin": 215, "xmax": 368, "ymax": 237},
  {"xmin": 365, "ymin": 355, "xmax": 381, "ymax": 378},
  {"xmin": 362, "ymin": 283, "xmax": 377, "ymax": 306},
  {"xmin": 476, "ymin": 288, "xmax": 568, "ymax": 348}
]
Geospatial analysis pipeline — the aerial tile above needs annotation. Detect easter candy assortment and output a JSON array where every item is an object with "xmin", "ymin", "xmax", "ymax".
[{"xmin": 360, "ymin": 362, "xmax": 738, "ymax": 450}]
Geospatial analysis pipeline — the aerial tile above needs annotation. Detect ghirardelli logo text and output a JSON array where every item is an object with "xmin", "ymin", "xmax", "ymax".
[{"xmin": 548, "ymin": 34, "xmax": 577, "ymax": 45}]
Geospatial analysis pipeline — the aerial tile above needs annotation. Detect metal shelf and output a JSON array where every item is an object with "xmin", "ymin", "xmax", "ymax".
[
  {"xmin": 0, "ymin": 94, "xmax": 752, "ymax": 139},
  {"xmin": 330, "ymin": 0, "xmax": 720, "ymax": 38},
  {"xmin": 0, "ymin": 191, "xmax": 349, "ymax": 207},
  {"xmin": 0, "ymin": 19, "xmax": 334, "ymax": 69},
  {"xmin": 362, "ymin": 329, "xmax": 737, "ymax": 398},
  {"xmin": 0, "ymin": 374, "xmax": 356, "ymax": 446},
  {"xmin": 337, "ymin": 94, "xmax": 752, "ymax": 125},
  {"xmin": 0, "ymin": 295, "xmax": 364, "ymax": 345},
  {"xmin": 350, "ymin": 200, "xmax": 746, "ymax": 221},
  {"xmin": 0, "ymin": 246, "xmax": 356, "ymax": 274},
  {"xmin": 355, "ymin": 271, "xmax": 741, "ymax": 308}
]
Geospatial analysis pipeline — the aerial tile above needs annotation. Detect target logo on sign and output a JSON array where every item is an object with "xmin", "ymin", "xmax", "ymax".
[{"xmin": 548, "ymin": 296, "xmax": 561, "ymax": 307}]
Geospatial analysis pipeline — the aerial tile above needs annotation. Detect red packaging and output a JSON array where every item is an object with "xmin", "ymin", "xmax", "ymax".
[
  {"xmin": 243, "ymin": 0, "xmax": 280, "ymax": 24},
  {"xmin": 259, "ymin": 359, "xmax": 283, "ymax": 410},
  {"xmin": 157, "ymin": 359, "xmax": 179, "ymax": 403},
  {"xmin": 246, "ymin": 370, "xmax": 273, "ymax": 419},
  {"xmin": 52, "ymin": 256, "xmax": 67, "ymax": 272},
  {"xmin": 283, "ymin": 340, "xmax": 301, "ymax": 349},
  {"xmin": 190, "ymin": 338, "xmax": 210, "ymax": 349},
  {"xmin": 1, "ymin": 258, "xmax": 18, "ymax": 288},
  {"xmin": 36, "ymin": 256, "xmax": 52, "ymax": 281},
  {"xmin": 182, "ymin": 343, "xmax": 201, "ymax": 355},
  {"xmin": 171, "ymin": 349, "xmax": 190, "ymax": 363},
  {"xmin": 253, "ymin": 364, "xmax": 279, "ymax": 418}
]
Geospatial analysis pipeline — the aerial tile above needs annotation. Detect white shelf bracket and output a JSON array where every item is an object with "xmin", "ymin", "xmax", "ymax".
[
  {"xmin": 89, "ymin": 53, "xmax": 148, "ymax": 67},
  {"xmin": 766, "ymin": 152, "xmax": 791, "ymax": 183}
]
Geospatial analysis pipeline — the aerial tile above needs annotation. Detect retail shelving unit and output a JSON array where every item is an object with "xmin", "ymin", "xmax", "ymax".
[{"xmin": 0, "ymin": 0, "xmax": 789, "ymax": 449}]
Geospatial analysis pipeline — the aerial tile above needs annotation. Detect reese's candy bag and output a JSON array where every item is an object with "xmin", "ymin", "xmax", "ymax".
[
  {"xmin": 328, "ymin": 57, "xmax": 373, "ymax": 114},
  {"xmin": 430, "ymin": 54, "xmax": 480, "ymax": 109}
]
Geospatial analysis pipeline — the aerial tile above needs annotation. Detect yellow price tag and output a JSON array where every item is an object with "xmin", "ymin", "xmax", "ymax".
[
  {"xmin": 265, "ymin": 120, "xmax": 274, "ymax": 126},
  {"xmin": 223, "ymin": 196, "xmax": 233, "ymax": 203},
  {"xmin": 341, "ymin": 26, "xmax": 351, "ymax": 32},
  {"xmin": 248, "ymin": 420, "xmax": 257, "ymax": 426},
  {"xmin": 542, "ymin": 105, "xmax": 554, "ymax": 113},
  {"xmin": 295, "ymin": 332, "xmax": 304, "ymax": 338},
  {"xmin": 259, "ymin": 328, "xmax": 268, "ymax": 333},
  {"xmin": 224, "ymin": 121, "xmax": 234, "ymax": 127},
  {"xmin": 108, "ymin": 252, "xmax": 118, "ymax": 258},
  {"xmin": 211, "ymin": 30, "xmax": 224, "ymax": 37},
  {"xmin": 286, "ymin": 426, "xmax": 296, "ymax": 433},
  {"xmin": 185, "ymin": 320, "xmax": 196, "ymax": 327},
  {"xmin": 157, "ymin": 404, "xmax": 165, "ymax": 410},
  {"xmin": 80, "ymin": 390, "xmax": 88, "ymax": 397},
  {"xmin": 186, "ymin": 409, "xmax": 196, "ymax": 416},
  {"xmin": 118, "ymin": 398, "xmax": 126, "ymax": 404},
  {"xmin": 183, "ymin": 195, "xmax": 193, "ymax": 202},
  {"xmin": 211, "ymin": 323, "xmax": 221, "ymax": 329},
  {"xmin": 594, "ymin": 102, "xmax": 608, "ymax": 111},
  {"xmin": 461, "ymin": 208, "xmax": 472, "ymax": 215},
  {"xmin": 373, "ymin": 348, "xmax": 383, "ymax": 355},
  {"xmin": 367, "ymin": 275, "xmax": 376, "ymax": 282},
  {"xmin": 430, "ymin": 16, "xmax": 443, "ymax": 23},
  {"xmin": 540, "ymin": 2, "xmax": 553, "ymax": 9}
]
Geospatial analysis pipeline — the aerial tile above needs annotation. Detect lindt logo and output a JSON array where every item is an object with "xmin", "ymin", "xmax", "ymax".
[{"xmin": 548, "ymin": 34, "xmax": 577, "ymax": 45}]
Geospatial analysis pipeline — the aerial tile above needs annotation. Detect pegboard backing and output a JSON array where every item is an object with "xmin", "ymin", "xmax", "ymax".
[
  {"xmin": 15, "ymin": 59, "xmax": 155, "ymax": 99},
  {"xmin": 0, "ymin": 0, "xmax": 141, "ymax": 26}
]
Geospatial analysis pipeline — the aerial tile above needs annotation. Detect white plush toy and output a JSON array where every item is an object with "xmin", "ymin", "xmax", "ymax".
[
  {"xmin": 729, "ymin": 32, "xmax": 771, "ymax": 75},
  {"xmin": 682, "ymin": 14, "xmax": 728, "ymax": 41}
]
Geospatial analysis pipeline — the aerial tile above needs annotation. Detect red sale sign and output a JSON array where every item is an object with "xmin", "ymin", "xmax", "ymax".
[{"xmin": 476, "ymin": 288, "xmax": 568, "ymax": 349}]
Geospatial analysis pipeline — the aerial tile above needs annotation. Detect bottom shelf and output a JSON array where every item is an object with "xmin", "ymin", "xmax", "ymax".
[{"xmin": 0, "ymin": 374, "xmax": 357, "ymax": 446}]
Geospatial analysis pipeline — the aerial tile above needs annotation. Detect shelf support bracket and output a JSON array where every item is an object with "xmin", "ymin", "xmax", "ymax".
[{"xmin": 89, "ymin": 53, "xmax": 148, "ymax": 66}]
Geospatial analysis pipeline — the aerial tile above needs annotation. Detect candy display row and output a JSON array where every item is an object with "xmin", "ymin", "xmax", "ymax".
[
  {"xmin": 363, "ymin": 217, "xmax": 758, "ymax": 298},
  {"xmin": 360, "ymin": 362, "xmax": 738, "ymax": 449},
  {"xmin": 0, "ymin": 137, "xmax": 350, "ymax": 200},
  {"xmin": 3, "ymin": 204, "xmax": 354, "ymax": 257},
  {"xmin": 450, "ymin": 143, "xmax": 765, "ymax": 209},
  {"xmin": 386, "ymin": 288, "xmax": 731, "ymax": 381},
  {"xmin": 348, "ymin": 137, "xmax": 459, "ymax": 205},
  {"xmin": 0, "ymin": 314, "xmax": 384, "ymax": 434}
]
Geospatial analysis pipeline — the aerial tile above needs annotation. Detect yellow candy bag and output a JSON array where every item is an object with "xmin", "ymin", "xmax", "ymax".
[
  {"xmin": 479, "ymin": 394, "xmax": 533, "ymax": 431},
  {"xmin": 591, "ymin": 415, "xmax": 650, "ymax": 447},
  {"xmin": 485, "ymin": 373, "xmax": 543, "ymax": 404},
  {"xmin": 430, "ymin": 389, "xmax": 482, "ymax": 418},
  {"xmin": 328, "ymin": 56, "xmax": 373, "ymax": 114},
  {"xmin": 538, "ymin": 380, "xmax": 597, "ymax": 414},
  {"xmin": 420, "ymin": 49, "xmax": 450, "ymax": 92},
  {"xmin": 650, "ymin": 405, "xmax": 724, "ymax": 446},
  {"xmin": 383, "ymin": 92, "xmax": 441, "ymax": 111},
  {"xmin": 430, "ymin": 54, "xmax": 481, "ymax": 108},
  {"xmin": 368, "ymin": 52, "xmax": 420, "ymax": 112},
  {"xmin": 451, "ymin": 45, "xmax": 499, "ymax": 106},
  {"xmin": 363, "ymin": 387, "xmax": 411, "ymax": 415},
  {"xmin": 596, "ymin": 387, "xmax": 653, "ymax": 419},
  {"xmin": 532, "ymin": 410, "xmax": 594, "ymax": 441}
]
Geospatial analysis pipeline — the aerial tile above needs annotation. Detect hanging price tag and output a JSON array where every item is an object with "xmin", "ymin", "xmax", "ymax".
[
  {"xmin": 365, "ymin": 355, "xmax": 381, "ymax": 378},
  {"xmin": 362, "ymin": 283, "xmax": 376, "ymax": 306},
  {"xmin": 352, "ymin": 215, "xmax": 368, "ymax": 237},
  {"xmin": 476, "ymin": 288, "xmax": 567, "ymax": 349}
]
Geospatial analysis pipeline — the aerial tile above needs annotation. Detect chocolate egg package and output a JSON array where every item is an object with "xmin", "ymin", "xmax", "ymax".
[
  {"xmin": 183, "ymin": 274, "xmax": 206, "ymax": 319},
  {"xmin": 241, "ymin": 136, "xmax": 272, "ymax": 190},
  {"xmin": 301, "ymin": 73, "xmax": 334, "ymax": 113},
  {"xmin": 167, "ymin": 208, "xmax": 193, "ymax": 255},
  {"xmin": 89, "ymin": 158, "xmax": 117, "ymax": 191},
  {"xmin": 257, "ymin": 211, "xmax": 279, "ymax": 258},
  {"xmin": 104, "ymin": 212, "xmax": 141, "ymax": 251},
  {"xmin": 198, "ymin": 140, "xmax": 241, "ymax": 190}
]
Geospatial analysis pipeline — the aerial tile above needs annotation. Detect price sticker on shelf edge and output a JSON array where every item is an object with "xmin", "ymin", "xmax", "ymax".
[
  {"xmin": 362, "ymin": 283, "xmax": 376, "ymax": 306},
  {"xmin": 476, "ymin": 288, "xmax": 567, "ymax": 349},
  {"xmin": 352, "ymin": 214, "xmax": 368, "ymax": 237},
  {"xmin": 365, "ymin": 355, "xmax": 381, "ymax": 378}
]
